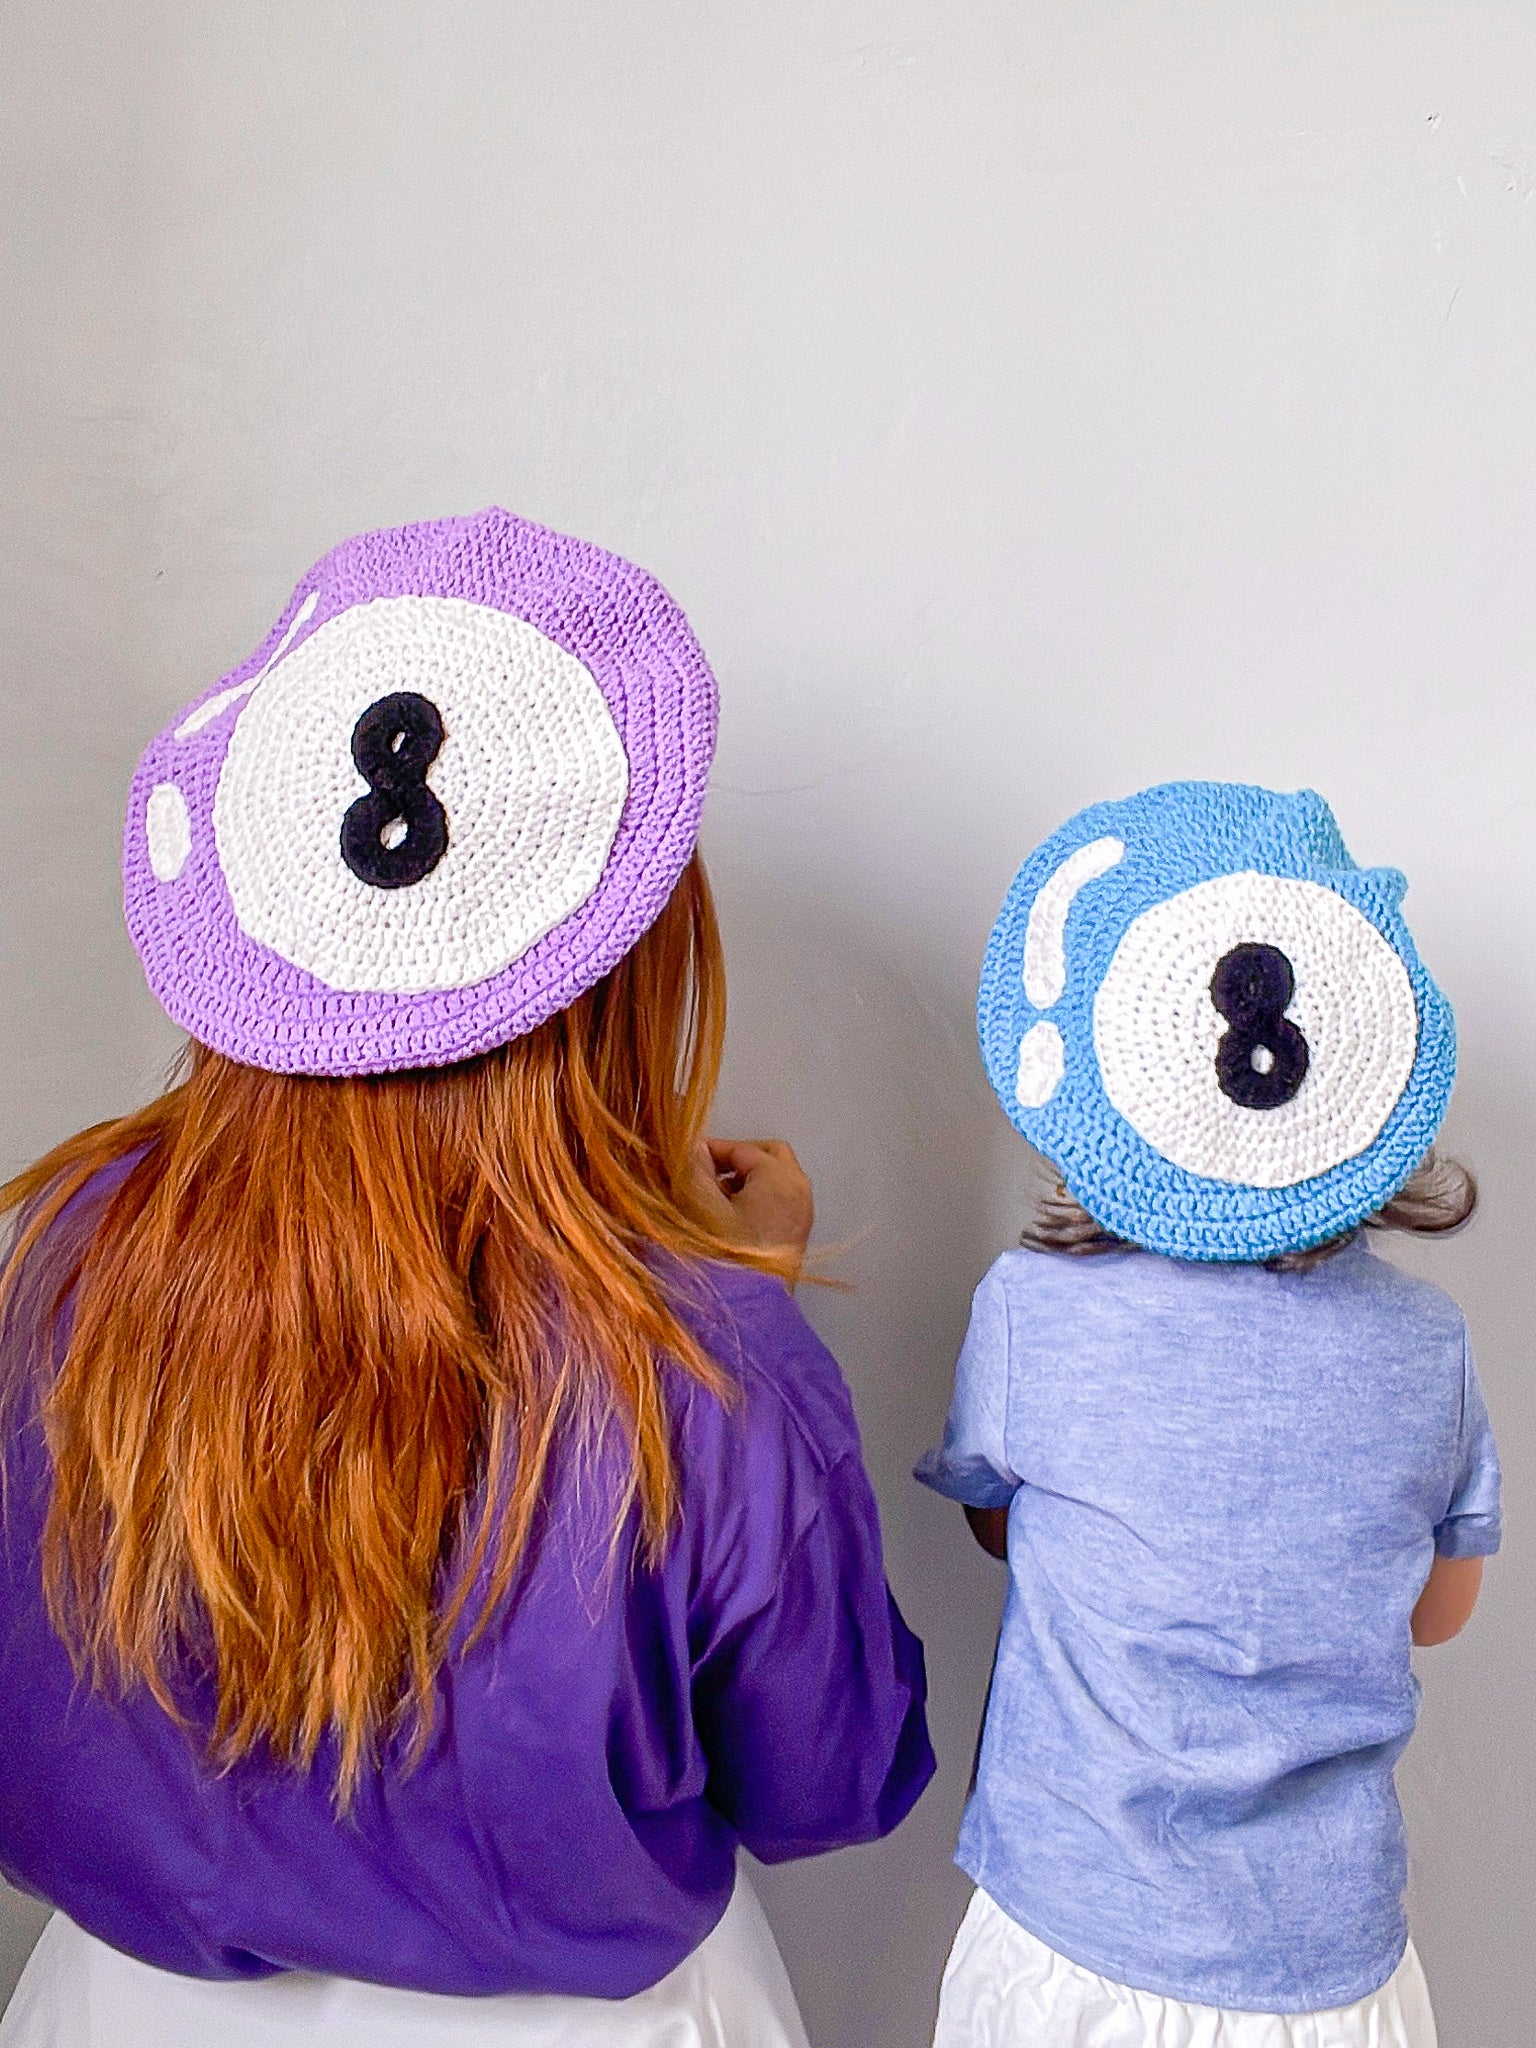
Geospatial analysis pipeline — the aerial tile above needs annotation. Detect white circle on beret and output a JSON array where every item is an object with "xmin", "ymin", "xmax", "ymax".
[
  {"xmin": 1093, "ymin": 872, "xmax": 1418, "ymax": 1188},
  {"xmin": 146, "ymin": 782, "xmax": 192, "ymax": 882},
  {"xmin": 213, "ymin": 595, "xmax": 630, "ymax": 994}
]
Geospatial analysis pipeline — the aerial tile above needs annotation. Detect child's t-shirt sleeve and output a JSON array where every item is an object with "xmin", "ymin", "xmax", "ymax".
[
  {"xmin": 1434, "ymin": 1333, "xmax": 1502, "ymax": 1559},
  {"xmin": 913, "ymin": 1261, "xmax": 1022, "ymax": 1509}
]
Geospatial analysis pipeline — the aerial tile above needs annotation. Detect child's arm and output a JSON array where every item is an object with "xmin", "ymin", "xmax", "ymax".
[
  {"xmin": 1411, "ymin": 1554, "xmax": 1484, "ymax": 1645},
  {"xmin": 1416, "ymin": 1330, "xmax": 1499, "ymax": 1644},
  {"xmin": 964, "ymin": 1505, "xmax": 1009, "ymax": 1559}
]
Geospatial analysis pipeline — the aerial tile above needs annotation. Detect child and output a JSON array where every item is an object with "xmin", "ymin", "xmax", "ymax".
[
  {"xmin": 918, "ymin": 782, "xmax": 1499, "ymax": 2048},
  {"xmin": 0, "ymin": 509, "xmax": 933, "ymax": 2047}
]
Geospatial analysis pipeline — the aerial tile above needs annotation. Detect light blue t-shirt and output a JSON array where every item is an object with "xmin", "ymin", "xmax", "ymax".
[{"xmin": 916, "ymin": 1237, "xmax": 1501, "ymax": 2014}]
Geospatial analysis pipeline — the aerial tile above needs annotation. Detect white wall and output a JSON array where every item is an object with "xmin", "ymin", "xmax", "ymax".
[{"xmin": 2, "ymin": 5, "xmax": 1533, "ymax": 2043}]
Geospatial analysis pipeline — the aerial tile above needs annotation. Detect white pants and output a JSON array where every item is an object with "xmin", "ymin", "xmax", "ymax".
[
  {"xmin": 934, "ymin": 1888, "xmax": 1438, "ymax": 2048},
  {"xmin": 0, "ymin": 1870, "xmax": 809, "ymax": 2048}
]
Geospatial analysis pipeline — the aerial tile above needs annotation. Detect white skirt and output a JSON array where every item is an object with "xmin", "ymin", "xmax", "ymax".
[
  {"xmin": 934, "ymin": 1888, "xmax": 1438, "ymax": 2048},
  {"xmin": 0, "ymin": 1869, "xmax": 808, "ymax": 2048}
]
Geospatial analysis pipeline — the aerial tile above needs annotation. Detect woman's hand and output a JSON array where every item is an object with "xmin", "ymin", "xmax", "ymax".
[{"xmin": 690, "ymin": 1139, "xmax": 814, "ymax": 1283}]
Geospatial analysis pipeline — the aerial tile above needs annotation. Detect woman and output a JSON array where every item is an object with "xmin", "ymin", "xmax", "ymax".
[{"xmin": 0, "ymin": 509, "xmax": 933, "ymax": 2046}]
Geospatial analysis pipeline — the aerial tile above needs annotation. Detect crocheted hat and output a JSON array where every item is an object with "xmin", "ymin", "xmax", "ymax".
[
  {"xmin": 124, "ymin": 509, "xmax": 717, "ymax": 1075},
  {"xmin": 977, "ymin": 782, "xmax": 1456, "ymax": 1261}
]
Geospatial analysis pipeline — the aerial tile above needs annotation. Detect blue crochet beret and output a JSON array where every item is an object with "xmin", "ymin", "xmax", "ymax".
[{"xmin": 977, "ymin": 782, "xmax": 1456, "ymax": 1261}]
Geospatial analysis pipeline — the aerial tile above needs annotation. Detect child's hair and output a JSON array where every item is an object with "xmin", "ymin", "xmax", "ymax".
[
  {"xmin": 1023, "ymin": 1150, "xmax": 1476, "ymax": 1273},
  {"xmin": 0, "ymin": 854, "xmax": 785, "ymax": 1802}
]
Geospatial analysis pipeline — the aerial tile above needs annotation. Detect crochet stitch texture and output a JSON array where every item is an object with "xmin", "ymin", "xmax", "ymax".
[
  {"xmin": 124, "ymin": 509, "xmax": 718, "ymax": 1075},
  {"xmin": 977, "ymin": 782, "xmax": 1457, "ymax": 1261}
]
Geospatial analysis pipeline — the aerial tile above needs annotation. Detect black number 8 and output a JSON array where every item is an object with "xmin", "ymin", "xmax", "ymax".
[
  {"xmin": 340, "ymin": 693, "xmax": 449, "ymax": 890},
  {"xmin": 1210, "ymin": 943, "xmax": 1309, "ymax": 1110}
]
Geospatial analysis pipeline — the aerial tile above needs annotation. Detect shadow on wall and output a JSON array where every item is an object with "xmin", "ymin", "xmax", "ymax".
[
  {"xmin": 709, "ymin": 868, "xmax": 1031, "ymax": 2048},
  {"xmin": 1395, "ymin": 1069, "xmax": 1536, "ymax": 2048},
  {"xmin": 0, "ymin": 1890, "xmax": 46, "ymax": 2008}
]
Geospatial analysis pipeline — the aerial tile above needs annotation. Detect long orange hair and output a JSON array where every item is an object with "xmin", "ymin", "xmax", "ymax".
[{"xmin": 0, "ymin": 854, "xmax": 784, "ymax": 1800}]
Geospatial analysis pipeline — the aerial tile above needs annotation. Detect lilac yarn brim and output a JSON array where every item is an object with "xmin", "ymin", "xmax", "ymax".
[{"xmin": 123, "ymin": 510, "xmax": 717, "ymax": 1075}]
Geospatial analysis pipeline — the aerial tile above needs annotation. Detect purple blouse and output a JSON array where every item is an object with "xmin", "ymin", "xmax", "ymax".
[{"xmin": 0, "ymin": 1169, "xmax": 932, "ymax": 1998}]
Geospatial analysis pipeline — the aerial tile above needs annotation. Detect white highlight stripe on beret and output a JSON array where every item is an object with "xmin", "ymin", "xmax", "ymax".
[
  {"xmin": 1022, "ymin": 835, "xmax": 1125, "ymax": 1009},
  {"xmin": 145, "ymin": 782, "xmax": 192, "ymax": 881},
  {"xmin": 1016, "ymin": 1020, "xmax": 1066, "ymax": 1107},
  {"xmin": 175, "ymin": 590, "xmax": 321, "ymax": 739}
]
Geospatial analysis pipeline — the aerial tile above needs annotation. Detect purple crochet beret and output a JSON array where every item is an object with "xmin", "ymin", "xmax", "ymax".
[{"xmin": 124, "ymin": 509, "xmax": 718, "ymax": 1075}]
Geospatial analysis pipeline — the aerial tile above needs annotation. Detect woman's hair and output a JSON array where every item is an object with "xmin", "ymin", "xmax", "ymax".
[
  {"xmin": 1022, "ymin": 1150, "xmax": 1477, "ymax": 1271},
  {"xmin": 0, "ymin": 854, "xmax": 785, "ymax": 1801}
]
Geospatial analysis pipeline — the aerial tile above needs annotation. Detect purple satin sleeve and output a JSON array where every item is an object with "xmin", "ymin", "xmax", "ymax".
[{"xmin": 692, "ymin": 1451, "xmax": 934, "ymax": 1861}]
